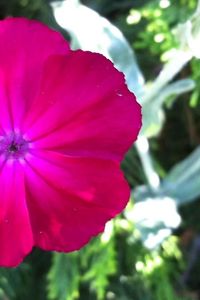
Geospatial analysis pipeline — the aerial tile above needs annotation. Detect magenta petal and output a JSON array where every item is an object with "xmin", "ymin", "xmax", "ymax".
[
  {"xmin": 0, "ymin": 18, "xmax": 142, "ymax": 265},
  {"xmin": 24, "ymin": 51, "xmax": 141, "ymax": 160},
  {"xmin": 23, "ymin": 150, "xmax": 130, "ymax": 251},
  {"xmin": 0, "ymin": 161, "xmax": 33, "ymax": 267},
  {"xmin": 0, "ymin": 17, "xmax": 69, "ymax": 130}
]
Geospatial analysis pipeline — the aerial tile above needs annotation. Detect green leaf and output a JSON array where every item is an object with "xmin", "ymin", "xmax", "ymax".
[
  {"xmin": 47, "ymin": 253, "xmax": 80, "ymax": 300},
  {"xmin": 80, "ymin": 236, "xmax": 117, "ymax": 300}
]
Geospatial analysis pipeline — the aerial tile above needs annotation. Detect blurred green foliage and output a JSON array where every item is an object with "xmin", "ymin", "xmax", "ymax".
[{"xmin": 0, "ymin": 1, "xmax": 199, "ymax": 300}]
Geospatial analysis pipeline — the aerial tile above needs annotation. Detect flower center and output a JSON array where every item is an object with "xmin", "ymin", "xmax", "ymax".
[
  {"xmin": 8, "ymin": 142, "xmax": 19, "ymax": 153},
  {"xmin": 0, "ymin": 133, "xmax": 29, "ymax": 160}
]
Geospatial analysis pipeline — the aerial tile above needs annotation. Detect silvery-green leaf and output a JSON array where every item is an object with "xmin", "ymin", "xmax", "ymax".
[
  {"xmin": 126, "ymin": 196, "xmax": 181, "ymax": 249},
  {"xmin": 135, "ymin": 136, "xmax": 160, "ymax": 189},
  {"xmin": 51, "ymin": 0, "xmax": 145, "ymax": 98},
  {"xmin": 174, "ymin": 0, "xmax": 200, "ymax": 58},
  {"xmin": 134, "ymin": 146, "xmax": 200, "ymax": 206},
  {"xmin": 141, "ymin": 79, "xmax": 195, "ymax": 137},
  {"xmin": 162, "ymin": 146, "xmax": 200, "ymax": 204},
  {"xmin": 142, "ymin": 50, "xmax": 192, "ymax": 105}
]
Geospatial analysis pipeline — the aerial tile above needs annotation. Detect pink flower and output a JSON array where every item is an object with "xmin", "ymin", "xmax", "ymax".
[{"xmin": 0, "ymin": 17, "xmax": 141, "ymax": 267}]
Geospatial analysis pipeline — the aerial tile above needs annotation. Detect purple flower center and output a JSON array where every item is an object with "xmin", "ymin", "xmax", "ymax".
[{"xmin": 0, "ymin": 133, "xmax": 29, "ymax": 160}]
